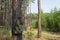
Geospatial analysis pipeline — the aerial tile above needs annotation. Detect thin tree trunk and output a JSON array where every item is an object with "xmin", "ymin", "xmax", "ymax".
[
  {"xmin": 0, "ymin": 0, "xmax": 2, "ymax": 25},
  {"xmin": 38, "ymin": 0, "xmax": 41, "ymax": 38}
]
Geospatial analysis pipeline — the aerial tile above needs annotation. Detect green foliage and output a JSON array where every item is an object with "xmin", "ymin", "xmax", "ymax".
[
  {"xmin": 30, "ymin": 8, "xmax": 60, "ymax": 32},
  {"xmin": 42, "ymin": 8, "xmax": 60, "ymax": 32},
  {"xmin": 30, "ymin": 20, "xmax": 38, "ymax": 29}
]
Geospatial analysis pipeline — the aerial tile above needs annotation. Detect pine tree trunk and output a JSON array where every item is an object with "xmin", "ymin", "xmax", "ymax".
[
  {"xmin": 12, "ymin": 0, "xmax": 23, "ymax": 40},
  {"xmin": 38, "ymin": 0, "xmax": 41, "ymax": 38}
]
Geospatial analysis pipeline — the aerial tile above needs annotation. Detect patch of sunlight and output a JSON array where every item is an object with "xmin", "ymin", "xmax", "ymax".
[
  {"xmin": 23, "ymin": 29, "xmax": 60, "ymax": 39},
  {"xmin": 42, "ymin": 31, "xmax": 60, "ymax": 39}
]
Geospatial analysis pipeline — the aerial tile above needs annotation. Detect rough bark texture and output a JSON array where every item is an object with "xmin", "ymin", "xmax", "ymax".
[{"xmin": 12, "ymin": 0, "xmax": 23, "ymax": 40}]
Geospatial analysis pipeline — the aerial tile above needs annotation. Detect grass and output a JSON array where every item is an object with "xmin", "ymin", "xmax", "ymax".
[
  {"xmin": 23, "ymin": 29, "xmax": 60, "ymax": 40},
  {"xmin": 42, "ymin": 31, "xmax": 60, "ymax": 40},
  {"xmin": 0, "ymin": 28, "xmax": 60, "ymax": 40},
  {"xmin": 42, "ymin": 31, "xmax": 60, "ymax": 37}
]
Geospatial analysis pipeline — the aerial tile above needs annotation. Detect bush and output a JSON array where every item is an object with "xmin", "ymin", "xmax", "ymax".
[{"xmin": 30, "ymin": 20, "xmax": 38, "ymax": 29}]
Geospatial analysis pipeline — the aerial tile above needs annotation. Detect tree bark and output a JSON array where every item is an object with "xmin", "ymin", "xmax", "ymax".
[
  {"xmin": 38, "ymin": 0, "xmax": 41, "ymax": 38},
  {"xmin": 12, "ymin": 0, "xmax": 23, "ymax": 40}
]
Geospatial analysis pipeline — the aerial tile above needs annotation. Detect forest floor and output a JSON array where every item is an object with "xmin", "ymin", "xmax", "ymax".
[
  {"xmin": 0, "ymin": 29, "xmax": 60, "ymax": 40},
  {"xmin": 24, "ymin": 29, "xmax": 60, "ymax": 40},
  {"xmin": 41, "ymin": 31, "xmax": 60, "ymax": 40}
]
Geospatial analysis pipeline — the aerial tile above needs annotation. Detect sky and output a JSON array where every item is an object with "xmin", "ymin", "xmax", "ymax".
[{"xmin": 31, "ymin": 0, "xmax": 60, "ymax": 13}]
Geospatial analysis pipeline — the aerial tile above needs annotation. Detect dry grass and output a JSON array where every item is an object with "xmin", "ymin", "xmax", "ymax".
[
  {"xmin": 0, "ymin": 28, "xmax": 60, "ymax": 40},
  {"xmin": 41, "ymin": 31, "xmax": 60, "ymax": 40},
  {"xmin": 23, "ymin": 29, "xmax": 60, "ymax": 40}
]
